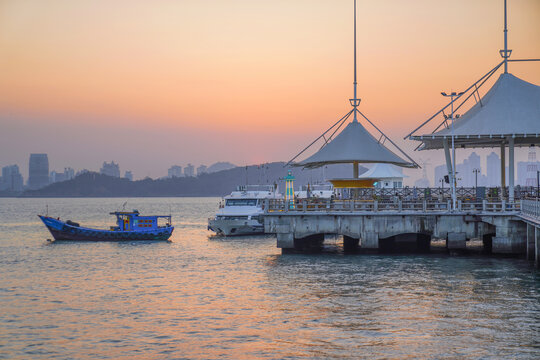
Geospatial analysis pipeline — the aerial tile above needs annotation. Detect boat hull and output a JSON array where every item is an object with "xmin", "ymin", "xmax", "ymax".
[
  {"xmin": 39, "ymin": 216, "xmax": 173, "ymax": 241},
  {"xmin": 208, "ymin": 218, "xmax": 264, "ymax": 236}
]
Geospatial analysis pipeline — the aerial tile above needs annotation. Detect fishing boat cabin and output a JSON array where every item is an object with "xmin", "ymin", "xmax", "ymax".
[{"xmin": 110, "ymin": 210, "xmax": 172, "ymax": 231}]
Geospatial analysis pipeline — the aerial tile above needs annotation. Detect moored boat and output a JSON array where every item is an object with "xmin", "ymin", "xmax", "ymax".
[
  {"xmin": 296, "ymin": 183, "xmax": 334, "ymax": 199},
  {"xmin": 208, "ymin": 184, "xmax": 282, "ymax": 236},
  {"xmin": 38, "ymin": 210, "xmax": 173, "ymax": 241}
]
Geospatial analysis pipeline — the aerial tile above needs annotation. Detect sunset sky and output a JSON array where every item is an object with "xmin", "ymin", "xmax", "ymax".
[{"xmin": 1, "ymin": 0, "xmax": 539, "ymax": 180}]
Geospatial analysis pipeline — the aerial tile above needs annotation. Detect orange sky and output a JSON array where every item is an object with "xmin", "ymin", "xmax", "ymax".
[{"xmin": 1, "ymin": 0, "xmax": 539, "ymax": 179}]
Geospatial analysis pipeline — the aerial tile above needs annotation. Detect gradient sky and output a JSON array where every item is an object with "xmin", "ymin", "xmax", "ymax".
[{"xmin": 1, "ymin": 0, "xmax": 539, "ymax": 181}]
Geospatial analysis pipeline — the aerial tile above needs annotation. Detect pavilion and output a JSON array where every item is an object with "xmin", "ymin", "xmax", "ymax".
[
  {"xmin": 406, "ymin": 0, "xmax": 540, "ymax": 203},
  {"xmin": 288, "ymin": 0, "xmax": 418, "ymax": 184}
]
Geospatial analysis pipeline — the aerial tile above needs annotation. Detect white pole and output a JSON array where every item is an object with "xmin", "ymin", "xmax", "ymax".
[
  {"xmin": 509, "ymin": 136, "xmax": 515, "ymax": 202},
  {"xmin": 504, "ymin": 0, "xmax": 508, "ymax": 73},
  {"xmin": 451, "ymin": 93, "xmax": 457, "ymax": 211},
  {"xmin": 352, "ymin": 0, "xmax": 358, "ymax": 123},
  {"xmin": 501, "ymin": 142, "xmax": 506, "ymax": 200}
]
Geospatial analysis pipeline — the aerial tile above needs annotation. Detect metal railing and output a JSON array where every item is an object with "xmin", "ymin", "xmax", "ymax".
[
  {"xmin": 265, "ymin": 198, "xmax": 521, "ymax": 214},
  {"xmin": 520, "ymin": 199, "xmax": 540, "ymax": 220},
  {"xmin": 326, "ymin": 186, "xmax": 538, "ymax": 202}
]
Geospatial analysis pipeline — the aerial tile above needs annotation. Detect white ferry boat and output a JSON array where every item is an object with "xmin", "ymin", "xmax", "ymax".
[
  {"xmin": 296, "ymin": 183, "xmax": 334, "ymax": 199},
  {"xmin": 208, "ymin": 185, "xmax": 282, "ymax": 236}
]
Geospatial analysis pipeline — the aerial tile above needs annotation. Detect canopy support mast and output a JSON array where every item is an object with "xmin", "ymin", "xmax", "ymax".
[
  {"xmin": 501, "ymin": 142, "xmax": 506, "ymax": 200},
  {"xmin": 351, "ymin": 0, "xmax": 360, "ymax": 178},
  {"xmin": 509, "ymin": 136, "xmax": 515, "ymax": 202},
  {"xmin": 350, "ymin": 0, "xmax": 360, "ymax": 123},
  {"xmin": 501, "ymin": 0, "xmax": 511, "ymax": 73}
]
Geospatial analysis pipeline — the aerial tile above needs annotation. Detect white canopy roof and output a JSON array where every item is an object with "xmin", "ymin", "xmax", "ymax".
[
  {"xmin": 296, "ymin": 120, "xmax": 416, "ymax": 168},
  {"xmin": 412, "ymin": 73, "xmax": 540, "ymax": 150},
  {"xmin": 358, "ymin": 163, "xmax": 406, "ymax": 179}
]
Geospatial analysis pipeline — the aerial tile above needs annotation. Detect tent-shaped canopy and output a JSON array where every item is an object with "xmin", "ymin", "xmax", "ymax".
[
  {"xmin": 358, "ymin": 163, "xmax": 406, "ymax": 180},
  {"xmin": 411, "ymin": 73, "xmax": 540, "ymax": 150},
  {"xmin": 296, "ymin": 120, "xmax": 417, "ymax": 169}
]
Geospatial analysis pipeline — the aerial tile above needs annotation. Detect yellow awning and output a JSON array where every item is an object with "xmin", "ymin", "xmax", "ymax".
[{"xmin": 329, "ymin": 179, "xmax": 376, "ymax": 188}]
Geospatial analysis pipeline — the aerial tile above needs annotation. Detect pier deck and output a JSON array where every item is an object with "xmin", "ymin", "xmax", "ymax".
[{"xmin": 263, "ymin": 193, "xmax": 540, "ymax": 267}]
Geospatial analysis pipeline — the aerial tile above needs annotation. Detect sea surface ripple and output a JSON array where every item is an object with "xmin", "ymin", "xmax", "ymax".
[{"xmin": 0, "ymin": 198, "xmax": 539, "ymax": 359}]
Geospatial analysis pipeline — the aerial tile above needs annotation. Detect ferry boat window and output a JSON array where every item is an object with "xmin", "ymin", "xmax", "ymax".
[{"xmin": 226, "ymin": 199, "xmax": 258, "ymax": 206}]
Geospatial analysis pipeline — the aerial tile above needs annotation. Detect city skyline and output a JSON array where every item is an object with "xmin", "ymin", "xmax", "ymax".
[
  {"xmin": 3, "ymin": 148, "xmax": 540, "ymax": 191},
  {"xmin": 0, "ymin": 153, "xmax": 242, "ymax": 190},
  {"xmin": 1, "ymin": 0, "xmax": 539, "ymax": 179}
]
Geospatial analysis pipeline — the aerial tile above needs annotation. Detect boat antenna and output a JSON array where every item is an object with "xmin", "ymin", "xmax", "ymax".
[
  {"xmin": 46, "ymin": 204, "xmax": 48, "ymax": 217},
  {"xmin": 500, "ymin": 0, "xmax": 512, "ymax": 73},
  {"xmin": 349, "ymin": 0, "xmax": 361, "ymax": 122},
  {"xmin": 122, "ymin": 201, "xmax": 127, "ymax": 211}
]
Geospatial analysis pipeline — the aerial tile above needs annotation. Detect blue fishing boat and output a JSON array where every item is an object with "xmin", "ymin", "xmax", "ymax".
[{"xmin": 38, "ymin": 210, "xmax": 173, "ymax": 241}]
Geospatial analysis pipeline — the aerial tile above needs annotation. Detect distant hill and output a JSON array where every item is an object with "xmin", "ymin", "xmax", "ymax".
[
  {"xmin": 207, "ymin": 162, "xmax": 236, "ymax": 173},
  {"xmin": 20, "ymin": 162, "xmax": 365, "ymax": 197}
]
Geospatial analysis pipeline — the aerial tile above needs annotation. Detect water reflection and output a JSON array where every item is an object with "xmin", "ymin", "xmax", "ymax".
[
  {"xmin": 266, "ymin": 253, "xmax": 540, "ymax": 358},
  {"xmin": 0, "ymin": 198, "xmax": 538, "ymax": 359}
]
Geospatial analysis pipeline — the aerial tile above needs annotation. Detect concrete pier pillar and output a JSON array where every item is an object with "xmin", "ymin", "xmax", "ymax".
[
  {"xmin": 447, "ymin": 232, "xmax": 467, "ymax": 251},
  {"xmin": 361, "ymin": 232, "xmax": 379, "ymax": 249},
  {"xmin": 526, "ymin": 224, "xmax": 535, "ymax": 260},
  {"xmin": 277, "ymin": 232, "xmax": 294, "ymax": 249},
  {"xmin": 492, "ymin": 220, "xmax": 526, "ymax": 254}
]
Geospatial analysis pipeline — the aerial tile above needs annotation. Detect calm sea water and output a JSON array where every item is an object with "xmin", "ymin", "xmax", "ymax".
[{"xmin": 0, "ymin": 197, "xmax": 539, "ymax": 359}]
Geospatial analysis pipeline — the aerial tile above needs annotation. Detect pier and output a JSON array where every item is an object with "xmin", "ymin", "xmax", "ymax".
[
  {"xmin": 271, "ymin": 0, "xmax": 540, "ymax": 270},
  {"xmin": 263, "ymin": 188, "xmax": 540, "ymax": 267}
]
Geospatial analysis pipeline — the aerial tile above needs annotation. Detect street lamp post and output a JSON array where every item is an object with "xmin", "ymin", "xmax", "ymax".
[
  {"xmin": 537, "ymin": 170, "xmax": 539, "ymax": 198},
  {"xmin": 473, "ymin": 168, "xmax": 480, "ymax": 189},
  {"xmin": 441, "ymin": 91, "xmax": 464, "ymax": 210}
]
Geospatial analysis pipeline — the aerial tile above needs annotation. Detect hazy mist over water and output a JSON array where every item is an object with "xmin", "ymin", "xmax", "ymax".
[{"xmin": 0, "ymin": 198, "xmax": 539, "ymax": 359}]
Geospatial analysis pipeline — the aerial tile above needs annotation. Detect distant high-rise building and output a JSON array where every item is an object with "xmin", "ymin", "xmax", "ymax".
[
  {"xmin": 49, "ymin": 171, "xmax": 65, "ymax": 183},
  {"xmin": 526, "ymin": 147, "xmax": 538, "ymax": 187},
  {"xmin": 1, "ymin": 165, "xmax": 24, "ymax": 191},
  {"xmin": 453, "ymin": 152, "xmax": 481, "ymax": 187},
  {"xmin": 168, "ymin": 165, "xmax": 182, "ymax": 178},
  {"xmin": 50, "ymin": 167, "xmax": 75, "ymax": 184},
  {"xmin": 184, "ymin": 164, "xmax": 195, "ymax": 177},
  {"xmin": 76, "ymin": 169, "xmax": 89, "ymax": 177},
  {"xmin": 196, "ymin": 165, "xmax": 207, "ymax": 176},
  {"xmin": 28, "ymin": 153, "xmax": 50, "ymax": 189},
  {"xmin": 486, "ymin": 152, "xmax": 501, "ymax": 186},
  {"xmin": 467, "ymin": 152, "xmax": 481, "ymax": 187},
  {"xmin": 100, "ymin": 161, "xmax": 120, "ymax": 177},
  {"xmin": 124, "ymin": 171, "xmax": 133, "ymax": 181},
  {"xmin": 64, "ymin": 167, "xmax": 75, "ymax": 181}
]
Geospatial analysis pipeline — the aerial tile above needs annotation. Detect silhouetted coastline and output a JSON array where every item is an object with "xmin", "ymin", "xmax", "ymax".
[{"xmin": 11, "ymin": 162, "xmax": 363, "ymax": 198}]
